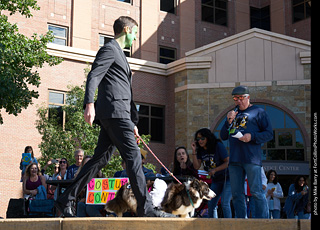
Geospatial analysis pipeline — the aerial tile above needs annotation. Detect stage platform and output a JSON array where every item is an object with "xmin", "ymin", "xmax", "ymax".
[{"xmin": 0, "ymin": 218, "xmax": 311, "ymax": 230}]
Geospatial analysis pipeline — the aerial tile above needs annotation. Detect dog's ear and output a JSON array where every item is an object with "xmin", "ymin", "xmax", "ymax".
[{"xmin": 192, "ymin": 179, "xmax": 201, "ymax": 190}]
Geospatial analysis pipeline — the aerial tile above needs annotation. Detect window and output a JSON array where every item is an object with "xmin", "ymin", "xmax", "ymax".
[
  {"xmin": 136, "ymin": 104, "xmax": 165, "ymax": 142},
  {"xmin": 259, "ymin": 104, "xmax": 305, "ymax": 161},
  {"xmin": 99, "ymin": 34, "xmax": 131, "ymax": 57},
  {"xmin": 48, "ymin": 91, "xmax": 67, "ymax": 126},
  {"xmin": 160, "ymin": 0, "xmax": 176, "ymax": 14},
  {"xmin": 48, "ymin": 25, "xmax": 68, "ymax": 46},
  {"xmin": 292, "ymin": 0, "xmax": 311, "ymax": 23},
  {"xmin": 250, "ymin": 6, "xmax": 270, "ymax": 31},
  {"xmin": 201, "ymin": 0, "xmax": 228, "ymax": 26},
  {"xmin": 117, "ymin": 0, "xmax": 132, "ymax": 4},
  {"xmin": 99, "ymin": 35, "xmax": 113, "ymax": 47},
  {"xmin": 159, "ymin": 46, "xmax": 176, "ymax": 64},
  {"xmin": 213, "ymin": 104, "xmax": 305, "ymax": 161}
]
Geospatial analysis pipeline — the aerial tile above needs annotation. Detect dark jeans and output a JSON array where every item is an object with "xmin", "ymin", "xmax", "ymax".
[{"xmin": 56, "ymin": 118, "xmax": 153, "ymax": 216}]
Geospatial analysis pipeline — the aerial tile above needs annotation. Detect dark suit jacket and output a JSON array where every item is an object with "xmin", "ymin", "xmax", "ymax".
[{"xmin": 83, "ymin": 39, "xmax": 138, "ymax": 125}]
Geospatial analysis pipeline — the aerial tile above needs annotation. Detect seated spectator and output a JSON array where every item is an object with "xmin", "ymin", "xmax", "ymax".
[
  {"xmin": 20, "ymin": 146, "xmax": 38, "ymax": 181},
  {"xmin": 119, "ymin": 148, "xmax": 155, "ymax": 177},
  {"xmin": 52, "ymin": 158, "xmax": 69, "ymax": 200},
  {"xmin": 51, "ymin": 163, "xmax": 60, "ymax": 180},
  {"xmin": 23, "ymin": 162, "xmax": 47, "ymax": 199},
  {"xmin": 141, "ymin": 148, "xmax": 155, "ymax": 177},
  {"xmin": 46, "ymin": 162, "xmax": 60, "ymax": 199},
  {"xmin": 173, "ymin": 146, "xmax": 198, "ymax": 178},
  {"xmin": 76, "ymin": 155, "xmax": 105, "ymax": 217},
  {"xmin": 114, "ymin": 159, "xmax": 126, "ymax": 177},
  {"xmin": 284, "ymin": 175, "xmax": 310, "ymax": 219},
  {"xmin": 67, "ymin": 149, "xmax": 84, "ymax": 179},
  {"xmin": 57, "ymin": 158, "xmax": 69, "ymax": 180}
]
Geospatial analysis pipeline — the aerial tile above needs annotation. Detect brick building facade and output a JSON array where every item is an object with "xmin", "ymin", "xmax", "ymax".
[{"xmin": 0, "ymin": 0, "xmax": 311, "ymax": 217}]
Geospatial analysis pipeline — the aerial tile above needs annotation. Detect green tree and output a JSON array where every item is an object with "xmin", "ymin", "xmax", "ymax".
[
  {"xmin": 0, "ymin": 0, "xmax": 62, "ymax": 124},
  {"xmin": 36, "ymin": 71, "xmax": 153, "ymax": 177}
]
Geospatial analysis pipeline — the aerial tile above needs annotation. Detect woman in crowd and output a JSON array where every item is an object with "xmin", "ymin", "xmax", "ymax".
[
  {"xmin": 22, "ymin": 162, "xmax": 47, "ymax": 199},
  {"xmin": 52, "ymin": 158, "xmax": 69, "ymax": 201},
  {"xmin": 284, "ymin": 175, "xmax": 310, "ymax": 219},
  {"xmin": 265, "ymin": 170, "xmax": 283, "ymax": 219},
  {"xmin": 191, "ymin": 128, "xmax": 232, "ymax": 218},
  {"xmin": 46, "ymin": 162, "xmax": 60, "ymax": 199},
  {"xmin": 20, "ymin": 146, "xmax": 38, "ymax": 181},
  {"xmin": 56, "ymin": 158, "xmax": 69, "ymax": 180},
  {"xmin": 173, "ymin": 146, "xmax": 198, "ymax": 178}
]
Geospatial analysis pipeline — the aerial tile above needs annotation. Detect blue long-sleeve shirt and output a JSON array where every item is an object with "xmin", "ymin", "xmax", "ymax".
[
  {"xmin": 284, "ymin": 184, "xmax": 309, "ymax": 218},
  {"xmin": 220, "ymin": 105, "xmax": 273, "ymax": 166}
]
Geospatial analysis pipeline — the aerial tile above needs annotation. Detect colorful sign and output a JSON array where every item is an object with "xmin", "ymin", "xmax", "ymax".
[
  {"xmin": 21, "ymin": 153, "xmax": 32, "ymax": 165},
  {"xmin": 86, "ymin": 178, "xmax": 129, "ymax": 205}
]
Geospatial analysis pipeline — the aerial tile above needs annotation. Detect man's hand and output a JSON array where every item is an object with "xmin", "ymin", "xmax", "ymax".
[
  {"xmin": 134, "ymin": 125, "xmax": 140, "ymax": 138},
  {"xmin": 239, "ymin": 133, "xmax": 251, "ymax": 143},
  {"xmin": 209, "ymin": 168, "xmax": 216, "ymax": 176},
  {"xmin": 227, "ymin": 110, "xmax": 238, "ymax": 124},
  {"xmin": 84, "ymin": 103, "xmax": 95, "ymax": 126}
]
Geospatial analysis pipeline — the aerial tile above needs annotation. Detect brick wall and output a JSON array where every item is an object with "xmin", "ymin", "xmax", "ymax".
[{"xmin": 132, "ymin": 71, "xmax": 175, "ymax": 169}]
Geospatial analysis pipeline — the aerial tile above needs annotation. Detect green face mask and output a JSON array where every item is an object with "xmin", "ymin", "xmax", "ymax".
[{"xmin": 124, "ymin": 26, "xmax": 138, "ymax": 48}]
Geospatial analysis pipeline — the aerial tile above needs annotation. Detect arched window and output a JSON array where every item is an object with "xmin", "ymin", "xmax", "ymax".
[{"xmin": 213, "ymin": 104, "xmax": 305, "ymax": 162}]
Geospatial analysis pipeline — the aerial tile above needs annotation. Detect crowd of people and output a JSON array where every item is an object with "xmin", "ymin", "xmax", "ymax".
[
  {"xmin": 20, "ymin": 106, "xmax": 310, "ymax": 219},
  {"xmin": 19, "ymin": 142, "xmax": 310, "ymax": 219}
]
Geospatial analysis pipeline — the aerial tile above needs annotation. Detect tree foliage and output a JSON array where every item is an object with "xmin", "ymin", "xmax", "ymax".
[{"xmin": 0, "ymin": 0, "xmax": 62, "ymax": 124}]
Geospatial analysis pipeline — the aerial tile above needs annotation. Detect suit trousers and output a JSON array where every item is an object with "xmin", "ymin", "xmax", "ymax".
[{"xmin": 57, "ymin": 118, "xmax": 154, "ymax": 217}]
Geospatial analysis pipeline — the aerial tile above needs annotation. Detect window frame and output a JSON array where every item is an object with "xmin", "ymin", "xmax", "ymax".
[
  {"xmin": 136, "ymin": 103, "xmax": 165, "ymax": 143},
  {"xmin": 292, "ymin": 0, "xmax": 311, "ymax": 23},
  {"xmin": 201, "ymin": 0, "xmax": 228, "ymax": 26},
  {"xmin": 99, "ymin": 34, "xmax": 131, "ymax": 57},
  {"xmin": 48, "ymin": 24, "xmax": 68, "ymax": 46},
  {"xmin": 160, "ymin": 0, "xmax": 177, "ymax": 14},
  {"xmin": 250, "ymin": 5, "xmax": 271, "ymax": 31},
  {"xmin": 48, "ymin": 90, "xmax": 67, "ymax": 128},
  {"xmin": 116, "ymin": 0, "xmax": 133, "ymax": 5},
  {"xmin": 159, "ymin": 46, "xmax": 176, "ymax": 64}
]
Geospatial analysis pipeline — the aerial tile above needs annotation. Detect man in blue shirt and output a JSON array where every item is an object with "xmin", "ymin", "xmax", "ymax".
[
  {"xmin": 67, "ymin": 149, "xmax": 84, "ymax": 179},
  {"xmin": 220, "ymin": 85, "xmax": 273, "ymax": 218}
]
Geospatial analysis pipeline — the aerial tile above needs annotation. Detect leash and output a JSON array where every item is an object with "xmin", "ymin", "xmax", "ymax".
[
  {"xmin": 186, "ymin": 190, "xmax": 194, "ymax": 207},
  {"xmin": 138, "ymin": 136, "xmax": 182, "ymax": 185}
]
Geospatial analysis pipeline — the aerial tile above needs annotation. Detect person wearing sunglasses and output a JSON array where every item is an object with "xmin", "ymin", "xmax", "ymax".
[
  {"xmin": 191, "ymin": 128, "xmax": 232, "ymax": 218},
  {"xmin": 57, "ymin": 158, "xmax": 69, "ymax": 180},
  {"xmin": 50, "ymin": 158, "xmax": 69, "ymax": 201},
  {"xmin": 220, "ymin": 85, "xmax": 273, "ymax": 219}
]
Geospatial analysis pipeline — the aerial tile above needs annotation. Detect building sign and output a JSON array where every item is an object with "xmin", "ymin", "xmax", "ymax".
[
  {"xmin": 86, "ymin": 178, "xmax": 129, "ymax": 205},
  {"xmin": 262, "ymin": 161, "xmax": 309, "ymax": 175}
]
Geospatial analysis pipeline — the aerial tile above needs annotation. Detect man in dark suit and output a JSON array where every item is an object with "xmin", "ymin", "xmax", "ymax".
[{"xmin": 55, "ymin": 16, "xmax": 174, "ymax": 217}]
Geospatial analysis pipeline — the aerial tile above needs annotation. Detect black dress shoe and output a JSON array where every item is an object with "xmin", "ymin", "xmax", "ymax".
[
  {"xmin": 145, "ymin": 208, "xmax": 177, "ymax": 218},
  {"xmin": 54, "ymin": 201, "xmax": 76, "ymax": 217}
]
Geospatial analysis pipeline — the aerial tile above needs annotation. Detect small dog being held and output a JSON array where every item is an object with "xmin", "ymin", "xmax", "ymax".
[
  {"xmin": 105, "ymin": 178, "xmax": 215, "ymax": 218},
  {"xmin": 161, "ymin": 178, "xmax": 215, "ymax": 218}
]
